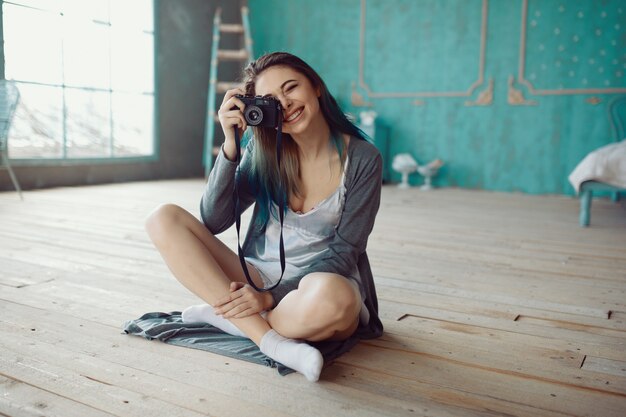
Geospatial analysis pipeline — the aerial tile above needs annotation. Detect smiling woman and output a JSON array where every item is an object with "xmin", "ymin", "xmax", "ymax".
[
  {"xmin": 2, "ymin": 0, "xmax": 155, "ymax": 160},
  {"xmin": 145, "ymin": 52, "xmax": 384, "ymax": 382}
]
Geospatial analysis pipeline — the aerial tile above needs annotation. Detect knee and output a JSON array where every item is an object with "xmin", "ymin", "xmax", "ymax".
[
  {"xmin": 144, "ymin": 203, "xmax": 185, "ymax": 240},
  {"xmin": 299, "ymin": 273, "xmax": 359, "ymax": 324}
]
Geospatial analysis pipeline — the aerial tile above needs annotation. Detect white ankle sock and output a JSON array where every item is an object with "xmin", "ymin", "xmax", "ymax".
[
  {"xmin": 182, "ymin": 304, "xmax": 266, "ymax": 338},
  {"xmin": 260, "ymin": 329, "xmax": 324, "ymax": 382}
]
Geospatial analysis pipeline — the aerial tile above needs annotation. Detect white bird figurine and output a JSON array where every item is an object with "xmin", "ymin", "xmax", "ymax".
[
  {"xmin": 392, "ymin": 153, "xmax": 418, "ymax": 188},
  {"xmin": 416, "ymin": 159, "xmax": 444, "ymax": 190}
]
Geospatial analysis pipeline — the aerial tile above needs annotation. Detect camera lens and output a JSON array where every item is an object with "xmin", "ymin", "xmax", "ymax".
[
  {"xmin": 249, "ymin": 110, "xmax": 260, "ymax": 121},
  {"xmin": 244, "ymin": 105, "xmax": 264, "ymax": 126}
]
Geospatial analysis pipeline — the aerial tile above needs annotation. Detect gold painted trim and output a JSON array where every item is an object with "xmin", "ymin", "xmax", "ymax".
[
  {"xmin": 508, "ymin": 75, "xmax": 537, "ymax": 106},
  {"xmin": 357, "ymin": 0, "xmax": 489, "ymax": 99},
  {"xmin": 517, "ymin": 0, "xmax": 626, "ymax": 96},
  {"xmin": 351, "ymin": 82, "xmax": 373, "ymax": 107},
  {"xmin": 465, "ymin": 79, "xmax": 493, "ymax": 106},
  {"xmin": 585, "ymin": 97, "xmax": 602, "ymax": 105}
]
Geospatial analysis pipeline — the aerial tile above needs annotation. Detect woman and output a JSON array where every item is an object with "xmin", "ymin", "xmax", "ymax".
[{"xmin": 145, "ymin": 52, "xmax": 383, "ymax": 382}]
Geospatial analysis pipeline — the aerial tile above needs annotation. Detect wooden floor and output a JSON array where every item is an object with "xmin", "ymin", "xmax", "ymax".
[{"xmin": 1, "ymin": 180, "xmax": 626, "ymax": 417}]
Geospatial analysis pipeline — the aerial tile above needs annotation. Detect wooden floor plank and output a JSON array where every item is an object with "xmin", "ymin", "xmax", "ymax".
[
  {"xmin": 582, "ymin": 356, "xmax": 626, "ymax": 378},
  {"xmin": 0, "ymin": 375, "xmax": 115, "ymax": 417},
  {"xmin": 336, "ymin": 344, "xmax": 626, "ymax": 417},
  {"xmin": 321, "ymin": 364, "xmax": 570, "ymax": 417},
  {"xmin": 379, "ymin": 300, "xmax": 626, "ymax": 361},
  {"xmin": 0, "ymin": 300, "xmax": 477, "ymax": 417},
  {"xmin": 376, "ymin": 284, "xmax": 626, "ymax": 331},
  {"xmin": 0, "ymin": 331, "xmax": 295, "ymax": 417},
  {"xmin": 366, "ymin": 327, "xmax": 626, "ymax": 395},
  {"xmin": 0, "ymin": 347, "xmax": 208, "ymax": 417},
  {"xmin": 375, "ymin": 276, "xmax": 616, "ymax": 319}
]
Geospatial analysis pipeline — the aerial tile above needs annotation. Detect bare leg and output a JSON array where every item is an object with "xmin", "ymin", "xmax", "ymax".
[
  {"xmin": 266, "ymin": 273, "xmax": 361, "ymax": 342},
  {"xmin": 145, "ymin": 204, "xmax": 270, "ymax": 344}
]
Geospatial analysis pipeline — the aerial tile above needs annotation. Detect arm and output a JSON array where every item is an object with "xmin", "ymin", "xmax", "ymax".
[
  {"xmin": 200, "ymin": 139, "xmax": 256, "ymax": 234},
  {"xmin": 201, "ymin": 85, "xmax": 254, "ymax": 234},
  {"xmin": 269, "ymin": 149, "xmax": 383, "ymax": 305}
]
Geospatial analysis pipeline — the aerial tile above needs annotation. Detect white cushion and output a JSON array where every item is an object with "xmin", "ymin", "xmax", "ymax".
[{"xmin": 569, "ymin": 139, "xmax": 626, "ymax": 193}]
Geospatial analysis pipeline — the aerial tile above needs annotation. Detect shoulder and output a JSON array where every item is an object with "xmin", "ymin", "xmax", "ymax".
[
  {"xmin": 345, "ymin": 137, "xmax": 383, "ymax": 186},
  {"xmin": 347, "ymin": 137, "xmax": 382, "ymax": 173},
  {"xmin": 348, "ymin": 137, "xmax": 380, "ymax": 157},
  {"xmin": 348, "ymin": 136, "xmax": 381, "ymax": 160}
]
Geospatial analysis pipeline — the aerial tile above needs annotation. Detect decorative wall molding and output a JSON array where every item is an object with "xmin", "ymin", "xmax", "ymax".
[
  {"xmin": 351, "ymin": 82, "xmax": 373, "ymax": 107},
  {"xmin": 466, "ymin": 78, "xmax": 493, "ymax": 106},
  {"xmin": 355, "ymin": 0, "xmax": 489, "ymax": 103},
  {"xmin": 508, "ymin": 75, "xmax": 537, "ymax": 105},
  {"xmin": 516, "ymin": 0, "xmax": 626, "ymax": 99},
  {"xmin": 585, "ymin": 97, "xmax": 602, "ymax": 105}
]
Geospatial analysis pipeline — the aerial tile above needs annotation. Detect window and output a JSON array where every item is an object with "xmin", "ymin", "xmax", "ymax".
[{"xmin": 2, "ymin": 0, "xmax": 155, "ymax": 160}]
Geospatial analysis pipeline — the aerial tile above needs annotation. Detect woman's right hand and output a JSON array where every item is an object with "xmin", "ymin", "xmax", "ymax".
[{"xmin": 218, "ymin": 87, "xmax": 248, "ymax": 161}]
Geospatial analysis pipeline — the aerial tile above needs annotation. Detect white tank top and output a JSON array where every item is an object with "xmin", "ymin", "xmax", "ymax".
[
  {"xmin": 245, "ymin": 156, "xmax": 370, "ymax": 324},
  {"xmin": 246, "ymin": 157, "xmax": 348, "ymax": 281}
]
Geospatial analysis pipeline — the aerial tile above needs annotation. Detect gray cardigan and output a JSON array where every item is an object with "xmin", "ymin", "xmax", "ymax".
[{"xmin": 201, "ymin": 137, "xmax": 384, "ymax": 339}]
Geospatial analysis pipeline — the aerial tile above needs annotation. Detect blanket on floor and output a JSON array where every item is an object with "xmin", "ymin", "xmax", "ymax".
[{"xmin": 122, "ymin": 311, "xmax": 359, "ymax": 376}]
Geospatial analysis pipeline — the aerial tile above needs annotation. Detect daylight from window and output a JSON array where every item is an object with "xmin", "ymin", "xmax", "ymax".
[{"xmin": 2, "ymin": 0, "xmax": 154, "ymax": 159}]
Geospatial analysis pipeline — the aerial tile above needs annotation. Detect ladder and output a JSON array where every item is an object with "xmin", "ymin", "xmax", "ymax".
[{"xmin": 203, "ymin": 5, "xmax": 254, "ymax": 176}]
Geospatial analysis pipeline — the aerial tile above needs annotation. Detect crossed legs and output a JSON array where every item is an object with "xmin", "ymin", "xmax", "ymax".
[{"xmin": 144, "ymin": 204, "xmax": 360, "ymax": 377}]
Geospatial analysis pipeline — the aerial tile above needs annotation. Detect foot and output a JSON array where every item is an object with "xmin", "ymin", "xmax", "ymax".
[
  {"xmin": 182, "ymin": 304, "xmax": 265, "ymax": 338},
  {"xmin": 260, "ymin": 329, "xmax": 324, "ymax": 382}
]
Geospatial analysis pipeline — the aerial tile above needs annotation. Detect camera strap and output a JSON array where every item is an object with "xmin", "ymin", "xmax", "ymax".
[{"xmin": 232, "ymin": 117, "xmax": 286, "ymax": 292}]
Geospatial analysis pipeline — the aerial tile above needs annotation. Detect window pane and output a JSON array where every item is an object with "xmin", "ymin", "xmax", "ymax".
[
  {"xmin": 63, "ymin": 19, "xmax": 111, "ymax": 89},
  {"xmin": 65, "ymin": 89, "xmax": 111, "ymax": 158},
  {"xmin": 3, "ymin": 4, "xmax": 63, "ymax": 84},
  {"xmin": 60, "ymin": 0, "xmax": 110, "ymax": 23},
  {"xmin": 112, "ymin": 92, "xmax": 153, "ymax": 156},
  {"xmin": 5, "ymin": 1, "xmax": 60, "ymax": 13},
  {"xmin": 111, "ymin": 29, "xmax": 154, "ymax": 93},
  {"xmin": 3, "ymin": 0, "xmax": 155, "ymax": 161},
  {"xmin": 8, "ymin": 83, "xmax": 63, "ymax": 159},
  {"xmin": 110, "ymin": 0, "xmax": 153, "ymax": 31}
]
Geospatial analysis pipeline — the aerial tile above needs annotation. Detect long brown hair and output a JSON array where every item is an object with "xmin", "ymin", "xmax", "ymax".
[{"xmin": 242, "ymin": 52, "xmax": 366, "ymax": 224}]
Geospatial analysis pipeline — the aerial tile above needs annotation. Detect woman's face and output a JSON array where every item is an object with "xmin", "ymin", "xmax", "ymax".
[{"xmin": 254, "ymin": 65, "xmax": 322, "ymax": 136}]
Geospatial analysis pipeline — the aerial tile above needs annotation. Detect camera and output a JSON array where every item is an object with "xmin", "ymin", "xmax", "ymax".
[{"xmin": 235, "ymin": 95, "xmax": 282, "ymax": 128}]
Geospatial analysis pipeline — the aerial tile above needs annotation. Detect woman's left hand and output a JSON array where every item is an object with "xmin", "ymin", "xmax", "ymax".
[{"xmin": 213, "ymin": 282, "xmax": 271, "ymax": 319}]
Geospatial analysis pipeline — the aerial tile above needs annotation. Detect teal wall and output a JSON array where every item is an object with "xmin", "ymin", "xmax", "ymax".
[{"xmin": 249, "ymin": 0, "xmax": 626, "ymax": 195}]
